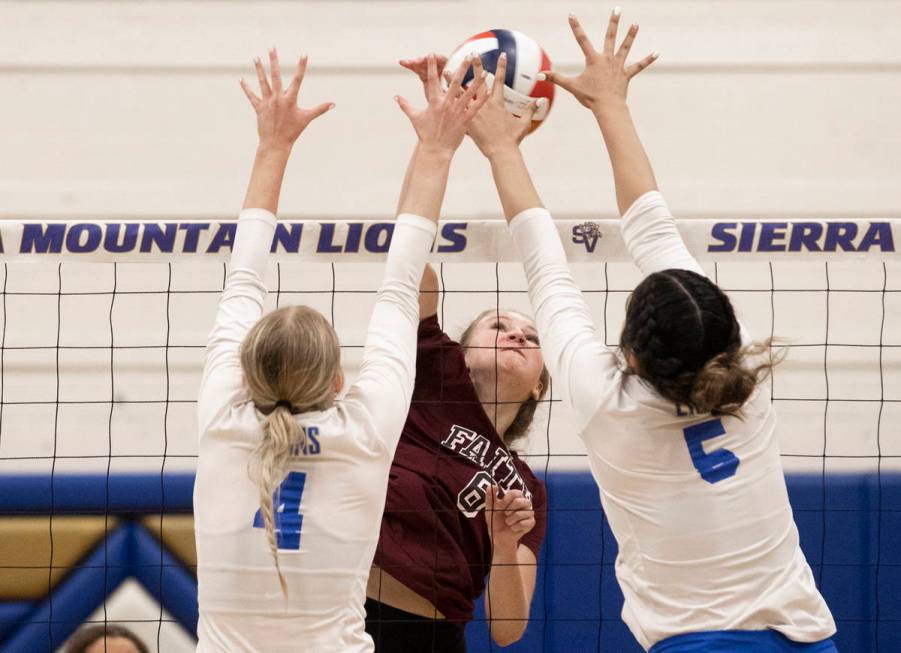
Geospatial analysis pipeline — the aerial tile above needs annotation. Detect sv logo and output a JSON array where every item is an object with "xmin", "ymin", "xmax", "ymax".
[{"xmin": 572, "ymin": 222, "xmax": 602, "ymax": 253}]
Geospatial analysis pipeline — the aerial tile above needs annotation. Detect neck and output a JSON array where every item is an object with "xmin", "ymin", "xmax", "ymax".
[{"xmin": 469, "ymin": 373, "xmax": 523, "ymax": 440}]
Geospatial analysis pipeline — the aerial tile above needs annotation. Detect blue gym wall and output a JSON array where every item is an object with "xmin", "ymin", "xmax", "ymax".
[{"xmin": 0, "ymin": 472, "xmax": 897, "ymax": 652}]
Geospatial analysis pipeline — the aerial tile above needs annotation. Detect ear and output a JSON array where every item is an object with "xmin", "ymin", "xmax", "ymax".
[
  {"xmin": 530, "ymin": 380, "xmax": 543, "ymax": 401},
  {"xmin": 334, "ymin": 368, "xmax": 345, "ymax": 395}
]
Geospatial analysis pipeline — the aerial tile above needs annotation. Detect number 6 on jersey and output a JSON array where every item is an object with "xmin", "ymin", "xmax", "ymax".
[{"xmin": 683, "ymin": 419, "xmax": 740, "ymax": 484}]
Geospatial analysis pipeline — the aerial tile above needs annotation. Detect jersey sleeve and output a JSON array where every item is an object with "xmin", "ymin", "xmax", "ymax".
[
  {"xmin": 510, "ymin": 208, "xmax": 620, "ymax": 431},
  {"xmin": 343, "ymin": 214, "xmax": 437, "ymax": 452},
  {"xmin": 620, "ymin": 191, "xmax": 705, "ymax": 277},
  {"xmin": 412, "ymin": 315, "xmax": 470, "ymax": 402},
  {"xmin": 197, "ymin": 209, "xmax": 275, "ymax": 436},
  {"xmin": 623, "ymin": 191, "xmax": 753, "ymax": 344}
]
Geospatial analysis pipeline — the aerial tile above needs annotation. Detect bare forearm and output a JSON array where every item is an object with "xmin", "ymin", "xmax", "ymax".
[
  {"xmin": 485, "ymin": 545, "xmax": 532, "ymax": 646},
  {"xmin": 396, "ymin": 144, "xmax": 454, "ymax": 222},
  {"xmin": 486, "ymin": 146, "xmax": 544, "ymax": 222},
  {"xmin": 592, "ymin": 101, "xmax": 657, "ymax": 216},
  {"xmin": 242, "ymin": 144, "xmax": 293, "ymax": 213},
  {"xmin": 395, "ymin": 142, "xmax": 420, "ymax": 216},
  {"xmin": 419, "ymin": 263, "xmax": 439, "ymax": 319}
]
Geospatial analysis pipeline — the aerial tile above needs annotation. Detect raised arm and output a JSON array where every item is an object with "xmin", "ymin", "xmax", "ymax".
[
  {"xmin": 541, "ymin": 11, "xmax": 703, "ymax": 278},
  {"xmin": 418, "ymin": 263, "xmax": 439, "ymax": 320},
  {"xmin": 346, "ymin": 55, "xmax": 488, "ymax": 446},
  {"xmin": 198, "ymin": 50, "xmax": 333, "ymax": 433},
  {"xmin": 539, "ymin": 10, "xmax": 659, "ymax": 215},
  {"xmin": 457, "ymin": 54, "xmax": 617, "ymax": 430}
]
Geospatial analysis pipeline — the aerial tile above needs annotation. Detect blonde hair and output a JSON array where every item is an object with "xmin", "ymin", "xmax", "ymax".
[{"xmin": 239, "ymin": 305, "xmax": 341, "ymax": 595}]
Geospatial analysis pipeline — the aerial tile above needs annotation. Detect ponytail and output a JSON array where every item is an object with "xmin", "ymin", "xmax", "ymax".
[{"xmin": 689, "ymin": 340, "xmax": 782, "ymax": 416}]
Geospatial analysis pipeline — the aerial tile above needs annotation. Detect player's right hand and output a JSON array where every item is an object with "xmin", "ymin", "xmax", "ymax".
[
  {"xmin": 465, "ymin": 54, "xmax": 541, "ymax": 159},
  {"xmin": 395, "ymin": 54, "xmax": 489, "ymax": 155}
]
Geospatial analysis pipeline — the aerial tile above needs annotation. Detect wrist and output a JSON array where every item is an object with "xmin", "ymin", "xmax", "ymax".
[
  {"xmin": 256, "ymin": 141, "xmax": 294, "ymax": 159},
  {"xmin": 485, "ymin": 143, "xmax": 522, "ymax": 163},
  {"xmin": 491, "ymin": 539, "xmax": 519, "ymax": 561},
  {"xmin": 591, "ymin": 98, "xmax": 630, "ymax": 123},
  {"xmin": 417, "ymin": 142, "xmax": 456, "ymax": 163}
]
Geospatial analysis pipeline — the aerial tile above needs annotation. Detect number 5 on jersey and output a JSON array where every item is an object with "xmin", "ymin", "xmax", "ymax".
[
  {"xmin": 253, "ymin": 471, "xmax": 307, "ymax": 550},
  {"xmin": 683, "ymin": 419, "xmax": 740, "ymax": 484}
]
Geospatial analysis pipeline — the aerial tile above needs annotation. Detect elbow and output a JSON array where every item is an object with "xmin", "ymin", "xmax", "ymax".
[{"xmin": 491, "ymin": 623, "xmax": 526, "ymax": 647}]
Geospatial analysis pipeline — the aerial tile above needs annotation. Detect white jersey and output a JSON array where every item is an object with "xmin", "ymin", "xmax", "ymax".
[
  {"xmin": 194, "ymin": 209, "xmax": 436, "ymax": 653},
  {"xmin": 510, "ymin": 191, "xmax": 835, "ymax": 651}
]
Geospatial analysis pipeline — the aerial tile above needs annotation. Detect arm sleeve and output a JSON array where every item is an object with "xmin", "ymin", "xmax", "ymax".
[
  {"xmin": 620, "ymin": 190, "xmax": 705, "ymax": 277},
  {"xmin": 344, "ymin": 214, "xmax": 437, "ymax": 452},
  {"xmin": 197, "ymin": 209, "xmax": 275, "ymax": 435},
  {"xmin": 623, "ymin": 191, "xmax": 753, "ymax": 343},
  {"xmin": 510, "ymin": 208, "xmax": 620, "ymax": 432}
]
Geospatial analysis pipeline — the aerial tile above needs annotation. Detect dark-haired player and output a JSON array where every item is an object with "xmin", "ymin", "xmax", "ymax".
[{"xmin": 466, "ymin": 8, "xmax": 838, "ymax": 653}]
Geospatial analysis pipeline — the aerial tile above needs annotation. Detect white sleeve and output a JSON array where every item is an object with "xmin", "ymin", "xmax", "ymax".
[
  {"xmin": 620, "ymin": 191, "xmax": 705, "ymax": 277},
  {"xmin": 510, "ymin": 208, "xmax": 620, "ymax": 431},
  {"xmin": 343, "ymin": 214, "xmax": 436, "ymax": 452},
  {"xmin": 622, "ymin": 191, "xmax": 753, "ymax": 343},
  {"xmin": 198, "ymin": 209, "xmax": 275, "ymax": 435}
]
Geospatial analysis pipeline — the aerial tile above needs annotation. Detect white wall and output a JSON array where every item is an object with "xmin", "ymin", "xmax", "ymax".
[{"xmin": 1, "ymin": 1, "xmax": 900, "ymax": 220}]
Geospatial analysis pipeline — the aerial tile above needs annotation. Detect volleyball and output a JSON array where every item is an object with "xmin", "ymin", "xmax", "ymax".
[{"xmin": 445, "ymin": 29, "xmax": 554, "ymax": 133}]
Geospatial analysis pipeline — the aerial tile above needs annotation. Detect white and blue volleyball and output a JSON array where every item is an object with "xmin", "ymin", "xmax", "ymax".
[{"xmin": 445, "ymin": 29, "xmax": 554, "ymax": 133}]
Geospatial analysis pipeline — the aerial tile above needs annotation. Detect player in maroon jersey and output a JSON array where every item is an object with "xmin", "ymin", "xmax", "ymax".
[{"xmin": 364, "ymin": 262, "xmax": 550, "ymax": 653}]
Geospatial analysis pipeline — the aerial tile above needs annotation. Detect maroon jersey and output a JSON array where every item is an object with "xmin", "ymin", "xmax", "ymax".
[{"xmin": 373, "ymin": 315, "xmax": 547, "ymax": 625}]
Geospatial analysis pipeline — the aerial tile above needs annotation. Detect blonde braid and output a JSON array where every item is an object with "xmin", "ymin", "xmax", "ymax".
[{"xmin": 257, "ymin": 405, "xmax": 300, "ymax": 596}]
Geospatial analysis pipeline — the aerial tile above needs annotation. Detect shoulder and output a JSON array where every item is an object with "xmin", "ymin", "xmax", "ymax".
[
  {"xmin": 418, "ymin": 314, "xmax": 454, "ymax": 347},
  {"xmin": 414, "ymin": 316, "xmax": 472, "ymax": 393}
]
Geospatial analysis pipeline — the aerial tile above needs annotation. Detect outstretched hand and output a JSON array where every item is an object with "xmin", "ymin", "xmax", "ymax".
[
  {"xmin": 395, "ymin": 54, "xmax": 489, "ymax": 154},
  {"xmin": 465, "ymin": 54, "xmax": 544, "ymax": 158},
  {"xmin": 540, "ymin": 9, "xmax": 658, "ymax": 112},
  {"xmin": 240, "ymin": 49, "xmax": 334, "ymax": 149}
]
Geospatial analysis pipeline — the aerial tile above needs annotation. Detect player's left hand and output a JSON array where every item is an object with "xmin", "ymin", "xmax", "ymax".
[
  {"xmin": 464, "ymin": 54, "xmax": 542, "ymax": 158},
  {"xmin": 484, "ymin": 485, "xmax": 535, "ymax": 553},
  {"xmin": 539, "ymin": 10, "xmax": 658, "ymax": 112}
]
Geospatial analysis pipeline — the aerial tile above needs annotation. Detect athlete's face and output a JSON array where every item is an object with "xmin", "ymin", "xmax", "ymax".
[{"xmin": 463, "ymin": 311, "xmax": 545, "ymax": 401}]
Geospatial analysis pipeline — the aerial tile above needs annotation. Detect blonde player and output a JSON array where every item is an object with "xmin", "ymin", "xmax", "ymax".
[
  {"xmin": 194, "ymin": 50, "xmax": 487, "ymax": 652},
  {"xmin": 464, "ymin": 10, "xmax": 839, "ymax": 653}
]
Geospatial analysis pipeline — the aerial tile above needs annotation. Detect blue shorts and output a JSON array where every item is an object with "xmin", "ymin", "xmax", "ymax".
[{"xmin": 649, "ymin": 630, "xmax": 838, "ymax": 653}]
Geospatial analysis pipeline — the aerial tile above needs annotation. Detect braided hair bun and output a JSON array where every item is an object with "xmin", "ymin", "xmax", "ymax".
[{"xmin": 620, "ymin": 269, "xmax": 778, "ymax": 416}]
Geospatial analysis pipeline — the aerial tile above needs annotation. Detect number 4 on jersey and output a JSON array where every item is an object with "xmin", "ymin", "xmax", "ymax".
[
  {"xmin": 682, "ymin": 419, "xmax": 740, "ymax": 484},
  {"xmin": 253, "ymin": 471, "xmax": 307, "ymax": 550}
]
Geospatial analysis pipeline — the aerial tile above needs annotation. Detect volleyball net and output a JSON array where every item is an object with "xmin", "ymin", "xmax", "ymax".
[{"xmin": 0, "ymin": 217, "xmax": 898, "ymax": 652}]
